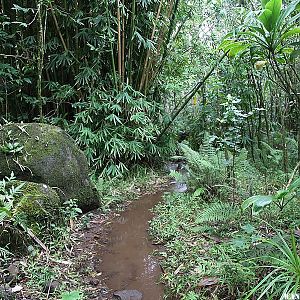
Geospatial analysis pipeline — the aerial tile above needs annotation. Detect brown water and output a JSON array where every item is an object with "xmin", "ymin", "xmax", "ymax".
[{"xmin": 100, "ymin": 191, "xmax": 166, "ymax": 300}]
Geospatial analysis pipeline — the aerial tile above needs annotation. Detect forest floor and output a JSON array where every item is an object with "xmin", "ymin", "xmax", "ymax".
[
  {"xmin": 70, "ymin": 176, "xmax": 169, "ymax": 300},
  {"xmin": 6, "ymin": 173, "xmax": 170, "ymax": 300}
]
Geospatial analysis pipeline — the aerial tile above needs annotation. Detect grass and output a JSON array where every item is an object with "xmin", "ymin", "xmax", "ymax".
[{"xmin": 149, "ymin": 190, "xmax": 300, "ymax": 299}]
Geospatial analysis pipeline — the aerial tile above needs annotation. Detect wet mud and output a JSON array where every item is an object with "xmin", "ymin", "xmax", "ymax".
[{"xmin": 99, "ymin": 191, "xmax": 165, "ymax": 299}]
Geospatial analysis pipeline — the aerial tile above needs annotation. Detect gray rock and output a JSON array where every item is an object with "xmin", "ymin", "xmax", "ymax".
[
  {"xmin": 113, "ymin": 290, "xmax": 143, "ymax": 300},
  {"xmin": 0, "ymin": 123, "xmax": 99, "ymax": 210},
  {"xmin": 0, "ymin": 284, "xmax": 14, "ymax": 299}
]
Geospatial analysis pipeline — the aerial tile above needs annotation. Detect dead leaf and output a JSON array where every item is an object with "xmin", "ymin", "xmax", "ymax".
[
  {"xmin": 174, "ymin": 264, "xmax": 184, "ymax": 275},
  {"xmin": 11, "ymin": 285, "xmax": 23, "ymax": 293},
  {"xmin": 198, "ymin": 277, "xmax": 219, "ymax": 287}
]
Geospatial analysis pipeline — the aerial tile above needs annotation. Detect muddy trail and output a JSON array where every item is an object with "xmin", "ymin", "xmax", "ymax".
[
  {"xmin": 72, "ymin": 170, "xmax": 186, "ymax": 300},
  {"xmin": 100, "ymin": 190, "xmax": 165, "ymax": 299},
  {"xmin": 97, "ymin": 178, "xmax": 186, "ymax": 300}
]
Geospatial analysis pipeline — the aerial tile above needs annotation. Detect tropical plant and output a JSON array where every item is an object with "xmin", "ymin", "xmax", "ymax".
[
  {"xmin": 220, "ymin": 0, "xmax": 300, "ymax": 59},
  {"xmin": 0, "ymin": 172, "xmax": 24, "ymax": 223},
  {"xmin": 220, "ymin": 0, "xmax": 300, "ymax": 166},
  {"xmin": 245, "ymin": 231, "xmax": 300, "ymax": 300},
  {"xmin": 242, "ymin": 176, "xmax": 300, "ymax": 214}
]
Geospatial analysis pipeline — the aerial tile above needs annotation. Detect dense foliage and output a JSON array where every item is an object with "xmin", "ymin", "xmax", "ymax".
[
  {"xmin": 0, "ymin": 0, "xmax": 184, "ymax": 176},
  {"xmin": 1, "ymin": 0, "xmax": 300, "ymax": 299}
]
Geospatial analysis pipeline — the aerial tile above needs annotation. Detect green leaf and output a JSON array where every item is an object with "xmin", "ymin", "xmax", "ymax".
[
  {"xmin": 287, "ymin": 177, "xmax": 300, "ymax": 192},
  {"xmin": 262, "ymin": 0, "xmax": 270, "ymax": 8},
  {"xmin": 259, "ymin": 0, "xmax": 282, "ymax": 31},
  {"xmin": 241, "ymin": 224, "xmax": 256, "ymax": 234},
  {"xmin": 228, "ymin": 43, "xmax": 250, "ymax": 57},
  {"xmin": 219, "ymin": 40, "xmax": 250, "ymax": 57},
  {"xmin": 242, "ymin": 195, "xmax": 273, "ymax": 215},
  {"xmin": 275, "ymin": 189, "xmax": 289, "ymax": 200},
  {"xmin": 281, "ymin": 27, "xmax": 300, "ymax": 40},
  {"xmin": 61, "ymin": 291, "xmax": 82, "ymax": 300},
  {"xmin": 259, "ymin": 9, "xmax": 273, "ymax": 31},
  {"xmin": 193, "ymin": 188, "xmax": 205, "ymax": 198}
]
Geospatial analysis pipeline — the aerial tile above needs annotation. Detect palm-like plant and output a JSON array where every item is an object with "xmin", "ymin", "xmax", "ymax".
[
  {"xmin": 220, "ymin": 0, "xmax": 300, "ymax": 177},
  {"xmin": 220, "ymin": 0, "xmax": 300, "ymax": 59},
  {"xmin": 245, "ymin": 231, "xmax": 300, "ymax": 300}
]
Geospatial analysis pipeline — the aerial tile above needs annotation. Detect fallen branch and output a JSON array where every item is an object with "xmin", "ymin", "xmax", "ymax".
[{"xmin": 156, "ymin": 50, "xmax": 228, "ymax": 141}]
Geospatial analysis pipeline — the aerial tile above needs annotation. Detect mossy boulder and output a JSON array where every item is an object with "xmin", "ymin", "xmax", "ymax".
[
  {"xmin": 0, "ymin": 180, "xmax": 61, "ymax": 248},
  {"xmin": 0, "ymin": 123, "xmax": 99, "ymax": 210},
  {"xmin": 13, "ymin": 180, "xmax": 61, "ymax": 220}
]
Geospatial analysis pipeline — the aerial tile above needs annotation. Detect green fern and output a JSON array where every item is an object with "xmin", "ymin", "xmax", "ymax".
[
  {"xmin": 195, "ymin": 202, "xmax": 240, "ymax": 224},
  {"xmin": 180, "ymin": 143, "xmax": 226, "ymax": 189}
]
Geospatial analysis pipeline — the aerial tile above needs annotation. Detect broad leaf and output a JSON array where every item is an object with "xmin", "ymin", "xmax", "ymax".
[
  {"xmin": 228, "ymin": 43, "xmax": 250, "ymax": 57},
  {"xmin": 259, "ymin": 9, "xmax": 273, "ymax": 31},
  {"xmin": 242, "ymin": 195, "xmax": 273, "ymax": 215},
  {"xmin": 259, "ymin": 0, "xmax": 282, "ymax": 31},
  {"xmin": 282, "ymin": 27, "xmax": 300, "ymax": 40},
  {"xmin": 275, "ymin": 189, "xmax": 289, "ymax": 200}
]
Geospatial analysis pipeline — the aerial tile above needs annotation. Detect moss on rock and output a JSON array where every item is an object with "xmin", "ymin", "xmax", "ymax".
[
  {"xmin": 0, "ymin": 180, "xmax": 60, "ymax": 249},
  {"xmin": 0, "ymin": 123, "xmax": 99, "ymax": 210},
  {"xmin": 13, "ymin": 180, "xmax": 61, "ymax": 220}
]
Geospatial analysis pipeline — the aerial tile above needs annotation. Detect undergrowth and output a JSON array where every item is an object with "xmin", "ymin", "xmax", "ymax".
[{"xmin": 150, "ymin": 142, "xmax": 300, "ymax": 299}]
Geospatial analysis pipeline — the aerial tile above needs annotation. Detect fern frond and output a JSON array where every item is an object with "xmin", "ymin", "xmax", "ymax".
[
  {"xmin": 196, "ymin": 202, "xmax": 240, "ymax": 224},
  {"xmin": 180, "ymin": 143, "xmax": 226, "ymax": 188}
]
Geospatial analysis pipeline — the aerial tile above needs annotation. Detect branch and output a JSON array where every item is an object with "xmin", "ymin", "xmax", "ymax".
[{"xmin": 156, "ymin": 50, "xmax": 228, "ymax": 141}]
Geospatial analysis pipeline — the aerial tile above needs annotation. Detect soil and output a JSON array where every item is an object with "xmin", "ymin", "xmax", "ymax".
[{"xmin": 71, "ymin": 178, "xmax": 172, "ymax": 300}]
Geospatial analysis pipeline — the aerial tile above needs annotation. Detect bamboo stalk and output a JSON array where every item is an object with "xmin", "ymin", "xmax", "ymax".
[
  {"xmin": 121, "ymin": 0, "xmax": 125, "ymax": 84},
  {"xmin": 117, "ymin": 0, "xmax": 122, "ymax": 88},
  {"xmin": 105, "ymin": 0, "xmax": 118, "ymax": 89},
  {"xmin": 148, "ymin": 0, "xmax": 181, "ymax": 91},
  {"xmin": 127, "ymin": 0, "xmax": 136, "ymax": 85},
  {"xmin": 49, "ymin": 2, "xmax": 68, "ymax": 53},
  {"xmin": 139, "ymin": 0, "xmax": 163, "ymax": 92}
]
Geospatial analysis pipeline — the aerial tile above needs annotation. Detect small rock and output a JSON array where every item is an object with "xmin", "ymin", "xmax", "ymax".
[
  {"xmin": 89, "ymin": 277, "xmax": 100, "ymax": 286},
  {"xmin": 4, "ymin": 262, "xmax": 20, "ymax": 284},
  {"xmin": 113, "ymin": 290, "xmax": 143, "ymax": 300},
  {"xmin": 0, "ymin": 284, "xmax": 14, "ymax": 299},
  {"xmin": 7, "ymin": 262, "xmax": 19, "ymax": 277},
  {"xmin": 43, "ymin": 280, "xmax": 60, "ymax": 294}
]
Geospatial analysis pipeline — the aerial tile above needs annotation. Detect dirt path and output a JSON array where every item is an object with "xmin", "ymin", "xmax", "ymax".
[
  {"xmin": 72, "ymin": 180, "xmax": 170, "ymax": 300},
  {"xmin": 99, "ymin": 190, "xmax": 165, "ymax": 299}
]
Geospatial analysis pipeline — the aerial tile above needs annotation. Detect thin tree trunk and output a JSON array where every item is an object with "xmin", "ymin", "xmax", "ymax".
[
  {"xmin": 37, "ymin": 0, "xmax": 44, "ymax": 121},
  {"xmin": 117, "ymin": 0, "xmax": 122, "ymax": 88}
]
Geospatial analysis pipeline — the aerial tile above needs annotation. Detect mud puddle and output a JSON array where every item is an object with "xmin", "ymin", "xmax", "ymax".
[{"xmin": 99, "ymin": 191, "xmax": 165, "ymax": 299}]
